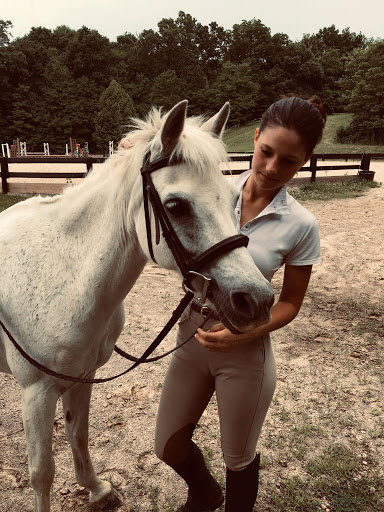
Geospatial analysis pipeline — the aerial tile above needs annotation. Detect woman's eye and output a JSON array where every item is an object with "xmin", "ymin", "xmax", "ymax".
[{"xmin": 165, "ymin": 199, "xmax": 190, "ymax": 217}]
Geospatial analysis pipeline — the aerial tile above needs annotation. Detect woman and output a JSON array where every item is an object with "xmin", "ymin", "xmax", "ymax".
[{"xmin": 154, "ymin": 95, "xmax": 326, "ymax": 512}]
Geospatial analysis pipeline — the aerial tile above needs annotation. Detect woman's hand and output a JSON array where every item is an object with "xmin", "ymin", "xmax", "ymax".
[
  {"xmin": 118, "ymin": 137, "xmax": 133, "ymax": 151},
  {"xmin": 195, "ymin": 323, "xmax": 262, "ymax": 352},
  {"xmin": 195, "ymin": 264, "xmax": 314, "ymax": 353}
]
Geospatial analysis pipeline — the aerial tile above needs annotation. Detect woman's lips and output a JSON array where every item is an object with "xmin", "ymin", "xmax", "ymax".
[{"xmin": 260, "ymin": 172, "xmax": 278, "ymax": 182}]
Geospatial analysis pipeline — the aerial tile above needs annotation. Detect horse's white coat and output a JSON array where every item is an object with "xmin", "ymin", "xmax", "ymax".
[{"xmin": 0, "ymin": 101, "xmax": 273, "ymax": 511}]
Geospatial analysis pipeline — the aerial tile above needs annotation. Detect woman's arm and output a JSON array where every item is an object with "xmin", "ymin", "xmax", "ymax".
[{"xmin": 195, "ymin": 265, "xmax": 313, "ymax": 352}]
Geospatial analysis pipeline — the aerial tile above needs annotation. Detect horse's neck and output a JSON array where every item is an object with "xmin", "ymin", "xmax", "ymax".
[{"xmin": 53, "ymin": 160, "xmax": 147, "ymax": 313}]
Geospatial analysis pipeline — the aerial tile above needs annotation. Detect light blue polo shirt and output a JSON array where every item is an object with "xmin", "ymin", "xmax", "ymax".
[{"xmin": 232, "ymin": 171, "xmax": 321, "ymax": 282}]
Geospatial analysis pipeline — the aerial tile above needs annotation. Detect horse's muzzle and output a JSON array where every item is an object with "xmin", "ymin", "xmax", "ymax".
[{"xmin": 211, "ymin": 281, "xmax": 275, "ymax": 334}]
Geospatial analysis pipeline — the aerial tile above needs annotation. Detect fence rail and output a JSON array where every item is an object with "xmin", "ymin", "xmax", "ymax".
[
  {"xmin": 1, "ymin": 153, "xmax": 382, "ymax": 195},
  {"xmin": 0, "ymin": 157, "xmax": 105, "ymax": 194},
  {"xmin": 224, "ymin": 152, "xmax": 383, "ymax": 177}
]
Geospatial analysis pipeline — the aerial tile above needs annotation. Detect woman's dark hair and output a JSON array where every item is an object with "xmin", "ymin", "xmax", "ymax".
[{"xmin": 259, "ymin": 95, "xmax": 327, "ymax": 156}]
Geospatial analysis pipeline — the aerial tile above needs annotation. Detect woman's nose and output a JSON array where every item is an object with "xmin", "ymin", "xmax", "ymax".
[{"xmin": 266, "ymin": 157, "xmax": 279, "ymax": 174}]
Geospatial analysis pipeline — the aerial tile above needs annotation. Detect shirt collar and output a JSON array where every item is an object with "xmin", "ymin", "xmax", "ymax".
[
  {"xmin": 259, "ymin": 185, "xmax": 290, "ymax": 217},
  {"xmin": 234, "ymin": 172, "xmax": 290, "ymax": 221}
]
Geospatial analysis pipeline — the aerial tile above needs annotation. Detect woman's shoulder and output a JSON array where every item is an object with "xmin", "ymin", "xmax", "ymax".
[{"xmin": 285, "ymin": 190, "xmax": 318, "ymax": 226}]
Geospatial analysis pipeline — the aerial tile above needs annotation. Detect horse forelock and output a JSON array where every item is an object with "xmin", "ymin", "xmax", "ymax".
[{"xmin": 124, "ymin": 107, "xmax": 229, "ymax": 175}]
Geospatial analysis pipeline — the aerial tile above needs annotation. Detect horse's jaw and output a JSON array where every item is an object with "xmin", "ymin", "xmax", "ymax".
[{"xmin": 204, "ymin": 249, "xmax": 275, "ymax": 334}]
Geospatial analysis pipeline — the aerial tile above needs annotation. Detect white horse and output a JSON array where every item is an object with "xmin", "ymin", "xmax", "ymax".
[{"xmin": 0, "ymin": 100, "xmax": 274, "ymax": 512}]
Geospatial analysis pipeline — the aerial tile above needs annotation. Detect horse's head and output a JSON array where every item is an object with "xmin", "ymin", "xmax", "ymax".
[{"xmin": 131, "ymin": 100, "xmax": 274, "ymax": 333}]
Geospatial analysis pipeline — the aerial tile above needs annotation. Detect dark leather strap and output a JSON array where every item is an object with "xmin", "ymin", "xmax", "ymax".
[
  {"xmin": 0, "ymin": 290, "xmax": 194, "ymax": 384},
  {"xmin": 194, "ymin": 234, "xmax": 249, "ymax": 271}
]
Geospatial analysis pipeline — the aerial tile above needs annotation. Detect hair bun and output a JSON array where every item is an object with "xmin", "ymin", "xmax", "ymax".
[{"xmin": 308, "ymin": 96, "xmax": 327, "ymax": 124}]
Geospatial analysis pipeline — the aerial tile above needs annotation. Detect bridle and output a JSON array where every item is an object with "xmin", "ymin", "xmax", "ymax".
[
  {"xmin": 141, "ymin": 151, "xmax": 249, "ymax": 292},
  {"xmin": 0, "ymin": 151, "xmax": 249, "ymax": 384}
]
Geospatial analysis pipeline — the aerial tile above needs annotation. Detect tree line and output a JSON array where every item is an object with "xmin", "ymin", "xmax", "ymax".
[{"xmin": 0, "ymin": 13, "xmax": 383, "ymax": 153}]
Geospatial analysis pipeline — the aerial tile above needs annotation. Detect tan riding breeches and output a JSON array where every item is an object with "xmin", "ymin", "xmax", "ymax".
[{"xmin": 155, "ymin": 306, "xmax": 276, "ymax": 471}]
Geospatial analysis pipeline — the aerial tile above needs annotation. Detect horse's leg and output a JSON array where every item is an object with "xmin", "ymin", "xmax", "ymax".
[
  {"xmin": 62, "ymin": 379, "xmax": 124, "ymax": 509},
  {"xmin": 21, "ymin": 382, "xmax": 58, "ymax": 512}
]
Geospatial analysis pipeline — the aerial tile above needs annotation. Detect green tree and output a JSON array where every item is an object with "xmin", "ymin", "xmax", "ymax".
[
  {"xmin": 93, "ymin": 79, "xmax": 137, "ymax": 151},
  {"xmin": 40, "ymin": 49, "xmax": 78, "ymax": 152},
  {"xmin": 130, "ymin": 29, "xmax": 164, "ymax": 79},
  {"xmin": 125, "ymin": 73, "xmax": 153, "ymax": 118},
  {"xmin": 227, "ymin": 19, "xmax": 273, "ymax": 69},
  {"xmin": 0, "ymin": 19, "xmax": 12, "ymax": 47},
  {"xmin": 195, "ymin": 20, "xmax": 229, "ymax": 87},
  {"xmin": 67, "ymin": 26, "xmax": 114, "ymax": 87},
  {"xmin": 12, "ymin": 27, "xmax": 54, "ymax": 86},
  {"xmin": 0, "ymin": 46, "xmax": 28, "ymax": 141},
  {"xmin": 301, "ymin": 25, "xmax": 367, "ymax": 112},
  {"xmin": 259, "ymin": 42, "xmax": 325, "ymax": 109},
  {"xmin": 150, "ymin": 69, "xmax": 186, "ymax": 110},
  {"xmin": 302, "ymin": 25, "xmax": 366, "ymax": 56},
  {"xmin": 211, "ymin": 62, "xmax": 261, "ymax": 125},
  {"xmin": 338, "ymin": 41, "xmax": 384, "ymax": 144}
]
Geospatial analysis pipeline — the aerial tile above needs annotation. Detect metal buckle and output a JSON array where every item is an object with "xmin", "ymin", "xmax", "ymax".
[
  {"xmin": 183, "ymin": 271, "xmax": 211, "ymax": 304},
  {"xmin": 200, "ymin": 305, "xmax": 213, "ymax": 318}
]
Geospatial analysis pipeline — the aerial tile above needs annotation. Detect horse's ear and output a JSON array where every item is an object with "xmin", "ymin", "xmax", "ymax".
[
  {"xmin": 160, "ymin": 100, "xmax": 188, "ymax": 154},
  {"xmin": 202, "ymin": 102, "xmax": 230, "ymax": 138}
]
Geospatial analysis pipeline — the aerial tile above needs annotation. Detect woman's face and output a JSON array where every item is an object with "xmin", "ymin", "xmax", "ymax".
[{"xmin": 251, "ymin": 126, "xmax": 310, "ymax": 192}]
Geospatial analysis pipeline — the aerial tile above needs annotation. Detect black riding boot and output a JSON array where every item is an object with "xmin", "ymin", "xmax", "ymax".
[
  {"xmin": 171, "ymin": 441, "xmax": 224, "ymax": 512},
  {"xmin": 224, "ymin": 453, "xmax": 260, "ymax": 512}
]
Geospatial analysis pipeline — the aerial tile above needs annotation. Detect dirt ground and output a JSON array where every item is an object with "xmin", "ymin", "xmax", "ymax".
[{"xmin": 0, "ymin": 169, "xmax": 383, "ymax": 512}]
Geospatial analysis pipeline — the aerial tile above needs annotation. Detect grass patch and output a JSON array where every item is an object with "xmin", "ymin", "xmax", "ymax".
[
  {"xmin": 267, "ymin": 474, "xmax": 319, "ymax": 511},
  {"xmin": 264, "ymin": 444, "xmax": 384, "ymax": 512},
  {"xmin": 311, "ymin": 294, "xmax": 384, "ymax": 345},
  {"xmin": 0, "ymin": 194, "xmax": 28, "ymax": 213},
  {"xmin": 307, "ymin": 444, "xmax": 384, "ymax": 512},
  {"xmin": 288, "ymin": 178, "xmax": 380, "ymax": 201},
  {"xmin": 331, "ymin": 297, "xmax": 384, "ymax": 338},
  {"xmin": 223, "ymin": 114, "xmax": 384, "ymax": 154},
  {"xmin": 224, "ymin": 120, "xmax": 259, "ymax": 152}
]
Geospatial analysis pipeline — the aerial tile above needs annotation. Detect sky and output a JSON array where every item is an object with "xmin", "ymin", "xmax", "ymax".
[{"xmin": 2, "ymin": 0, "xmax": 383, "ymax": 43}]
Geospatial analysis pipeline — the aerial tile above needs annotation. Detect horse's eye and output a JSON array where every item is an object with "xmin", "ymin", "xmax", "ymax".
[{"xmin": 164, "ymin": 199, "xmax": 190, "ymax": 217}]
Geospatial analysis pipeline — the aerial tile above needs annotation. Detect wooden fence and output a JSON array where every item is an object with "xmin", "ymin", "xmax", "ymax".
[
  {"xmin": 225, "ymin": 152, "xmax": 383, "ymax": 177},
  {"xmin": 0, "ymin": 156, "xmax": 105, "ymax": 195},
  {"xmin": 1, "ymin": 153, "xmax": 383, "ymax": 195}
]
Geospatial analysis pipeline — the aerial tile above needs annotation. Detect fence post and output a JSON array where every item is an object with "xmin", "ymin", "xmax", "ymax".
[
  {"xmin": 0, "ymin": 157, "xmax": 9, "ymax": 194},
  {"xmin": 360, "ymin": 152, "xmax": 371, "ymax": 171},
  {"xmin": 310, "ymin": 155, "xmax": 317, "ymax": 183},
  {"xmin": 85, "ymin": 157, "xmax": 93, "ymax": 175}
]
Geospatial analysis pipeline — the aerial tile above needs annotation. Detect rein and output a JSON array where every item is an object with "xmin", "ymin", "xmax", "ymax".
[
  {"xmin": 0, "ymin": 292, "xmax": 200, "ymax": 384},
  {"xmin": 1, "ymin": 151, "xmax": 248, "ymax": 384}
]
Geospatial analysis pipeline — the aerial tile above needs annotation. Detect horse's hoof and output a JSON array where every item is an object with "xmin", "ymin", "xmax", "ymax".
[{"xmin": 89, "ymin": 487, "xmax": 124, "ymax": 511}]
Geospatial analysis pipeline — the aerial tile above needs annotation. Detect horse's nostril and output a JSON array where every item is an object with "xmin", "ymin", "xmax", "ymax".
[
  {"xmin": 231, "ymin": 289, "xmax": 274, "ymax": 319},
  {"xmin": 231, "ymin": 291, "xmax": 254, "ymax": 315}
]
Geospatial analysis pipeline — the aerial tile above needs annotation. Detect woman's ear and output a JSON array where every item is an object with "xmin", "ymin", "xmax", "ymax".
[{"xmin": 254, "ymin": 128, "xmax": 260, "ymax": 149}]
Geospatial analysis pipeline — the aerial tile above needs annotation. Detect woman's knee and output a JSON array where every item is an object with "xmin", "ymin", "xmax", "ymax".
[
  {"xmin": 155, "ymin": 423, "xmax": 195, "ymax": 466},
  {"xmin": 223, "ymin": 450, "xmax": 256, "ymax": 472}
]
